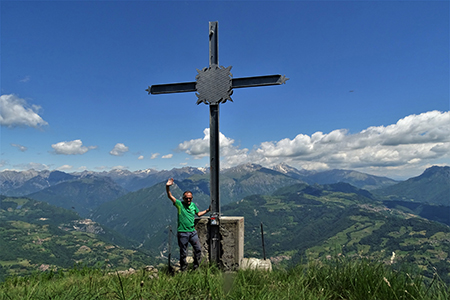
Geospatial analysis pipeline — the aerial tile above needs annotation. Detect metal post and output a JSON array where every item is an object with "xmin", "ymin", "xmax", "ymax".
[
  {"xmin": 208, "ymin": 21, "xmax": 221, "ymax": 264},
  {"xmin": 209, "ymin": 21, "xmax": 218, "ymax": 66},
  {"xmin": 261, "ymin": 222, "xmax": 266, "ymax": 260},
  {"xmin": 209, "ymin": 103, "xmax": 220, "ymax": 264},
  {"xmin": 210, "ymin": 104, "xmax": 220, "ymax": 215},
  {"xmin": 168, "ymin": 225, "xmax": 173, "ymax": 272}
]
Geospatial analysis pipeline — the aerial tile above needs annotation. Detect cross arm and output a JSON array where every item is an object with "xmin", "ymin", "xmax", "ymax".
[
  {"xmin": 231, "ymin": 74, "xmax": 288, "ymax": 89},
  {"xmin": 147, "ymin": 74, "xmax": 288, "ymax": 95},
  {"xmin": 146, "ymin": 81, "xmax": 197, "ymax": 95}
]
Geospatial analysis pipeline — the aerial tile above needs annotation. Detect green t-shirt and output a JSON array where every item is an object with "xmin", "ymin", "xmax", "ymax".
[{"xmin": 174, "ymin": 199, "xmax": 199, "ymax": 232}]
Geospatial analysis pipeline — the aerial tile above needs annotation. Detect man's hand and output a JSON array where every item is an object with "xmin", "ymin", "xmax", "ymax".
[
  {"xmin": 197, "ymin": 205, "xmax": 211, "ymax": 217},
  {"xmin": 166, "ymin": 178, "xmax": 176, "ymax": 204}
]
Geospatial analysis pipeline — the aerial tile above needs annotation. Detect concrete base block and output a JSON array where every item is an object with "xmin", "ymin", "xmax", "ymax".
[
  {"xmin": 195, "ymin": 216, "xmax": 244, "ymax": 271},
  {"xmin": 240, "ymin": 258, "xmax": 272, "ymax": 271}
]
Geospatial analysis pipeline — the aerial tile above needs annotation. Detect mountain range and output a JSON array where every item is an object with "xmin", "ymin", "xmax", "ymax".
[
  {"xmin": 25, "ymin": 176, "xmax": 129, "ymax": 217},
  {"xmin": 0, "ymin": 164, "xmax": 449, "ymax": 282},
  {"xmin": 0, "ymin": 163, "xmax": 399, "ymax": 196},
  {"xmin": 374, "ymin": 166, "xmax": 450, "ymax": 205},
  {"xmin": 0, "ymin": 164, "xmax": 448, "ymax": 226},
  {"xmin": 0, "ymin": 164, "xmax": 397, "ymax": 217}
]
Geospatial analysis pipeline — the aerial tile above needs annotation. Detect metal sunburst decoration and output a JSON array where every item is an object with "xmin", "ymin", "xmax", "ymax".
[{"xmin": 195, "ymin": 65, "xmax": 233, "ymax": 105}]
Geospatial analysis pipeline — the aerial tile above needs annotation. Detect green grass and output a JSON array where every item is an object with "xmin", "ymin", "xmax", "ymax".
[{"xmin": 1, "ymin": 258, "xmax": 449, "ymax": 300}]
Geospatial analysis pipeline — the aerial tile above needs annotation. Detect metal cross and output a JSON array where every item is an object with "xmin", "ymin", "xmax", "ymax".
[{"xmin": 147, "ymin": 21, "xmax": 288, "ymax": 264}]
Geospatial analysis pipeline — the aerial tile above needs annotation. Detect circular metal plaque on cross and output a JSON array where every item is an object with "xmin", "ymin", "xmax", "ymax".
[{"xmin": 195, "ymin": 65, "xmax": 233, "ymax": 105}]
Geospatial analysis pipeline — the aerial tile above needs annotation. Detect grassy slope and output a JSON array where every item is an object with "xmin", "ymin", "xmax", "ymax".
[{"xmin": 0, "ymin": 260, "xmax": 449, "ymax": 300}]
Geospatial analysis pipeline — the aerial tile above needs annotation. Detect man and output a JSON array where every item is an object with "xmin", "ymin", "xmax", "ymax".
[{"xmin": 166, "ymin": 178, "xmax": 210, "ymax": 271}]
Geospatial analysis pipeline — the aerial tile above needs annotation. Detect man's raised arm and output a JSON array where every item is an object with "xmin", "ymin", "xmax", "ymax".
[{"xmin": 165, "ymin": 178, "xmax": 177, "ymax": 204}]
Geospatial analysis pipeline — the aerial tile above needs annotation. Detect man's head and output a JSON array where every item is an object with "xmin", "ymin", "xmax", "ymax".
[{"xmin": 182, "ymin": 191, "xmax": 193, "ymax": 205}]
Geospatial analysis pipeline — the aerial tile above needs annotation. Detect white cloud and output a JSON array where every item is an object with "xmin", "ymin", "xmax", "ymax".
[
  {"xmin": 52, "ymin": 139, "xmax": 97, "ymax": 155},
  {"xmin": 177, "ymin": 111, "xmax": 450, "ymax": 177},
  {"xmin": 0, "ymin": 160, "xmax": 7, "ymax": 168},
  {"xmin": 11, "ymin": 143, "xmax": 28, "ymax": 152},
  {"xmin": 110, "ymin": 143, "xmax": 129, "ymax": 156},
  {"xmin": 177, "ymin": 128, "xmax": 248, "ymax": 160},
  {"xmin": 112, "ymin": 165, "xmax": 128, "ymax": 170},
  {"xmin": 57, "ymin": 165, "xmax": 73, "ymax": 171},
  {"xmin": 19, "ymin": 76, "xmax": 30, "ymax": 83},
  {"xmin": 0, "ymin": 94, "xmax": 48, "ymax": 128},
  {"xmin": 150, "ymin": 153, "xmax": 160, "ymax": 159},
  {"xmin": 176, "ymin": 129, "xmax": 210, "ymax": 158},
  {"xmin": 138, "ymin": 155, "xmax": 144, "ymax": 160},
  {"xmin": 95, "ymin": 166, "xmax": 109, "ymax": 171},
  {"xmin": 251, "ymin": 111, "xmax": 450, "ymax": 170},
  {"xmin": 17, "ymin": 162, "xmax": 49, "ymax": 171},
  {"xmin": 162, "ymin": 154, "xmax": 173, "ymax": 159}
]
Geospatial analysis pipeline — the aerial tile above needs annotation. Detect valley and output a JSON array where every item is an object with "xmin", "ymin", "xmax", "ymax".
[{"xmin": 1, "ymin": 164, "xmax": 449, "ymax": 283}]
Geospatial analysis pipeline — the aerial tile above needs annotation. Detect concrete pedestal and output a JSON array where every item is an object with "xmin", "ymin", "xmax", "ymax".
[{"xmin": 195, "ymin": 216, "xmax": 244, "ymax": 271}]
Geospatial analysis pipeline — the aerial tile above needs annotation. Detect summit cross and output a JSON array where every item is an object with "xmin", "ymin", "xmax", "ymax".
[{"xmin": 147, "ymin": 21, "xmax": 288, "ymax": 264}]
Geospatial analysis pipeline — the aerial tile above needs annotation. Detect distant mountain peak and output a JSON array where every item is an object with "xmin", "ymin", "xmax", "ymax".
[
  {"xmin": 270, "ymin": 163, "xmax": 314, "ymax": 179},
  {"xmin": 421, "ymin": 165, "xmax": 450, "ymax": 177},
  {"xmin": 375, "ymin": 165, "xmax": 449, "ymax": 206},
  {"xmin": 272, "ymin": 163, "xmax": 296, "ymax": 173},
  {"xmin": 109, "ymin": 169, "xmax": 133, "ymax": 175},
  {"xmin": 226, "ymin": 163, "xmax": 263, "ymax": 173},
  {"xmin": 137, "ymin": 169, "xmax": 158, "ymax": 175}
]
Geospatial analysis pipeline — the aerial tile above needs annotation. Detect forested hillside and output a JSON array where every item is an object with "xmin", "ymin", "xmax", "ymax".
[
  {"xmin": 26, "ymin": 177, "xmax": 128, "ymax": 217},
  {"xmin": 374, "ymin": 166, "xmax": 449, "ymax": 206},
  {"xmin": 0, "ymin": 196, "xmax": 155, "ymax": 282},
  {"xmin": 222, "ymin": 183, "xmax": 450, "ymax": 283}
]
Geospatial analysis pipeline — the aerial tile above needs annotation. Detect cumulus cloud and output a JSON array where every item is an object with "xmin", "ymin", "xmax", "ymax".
[
  {"xmin": 52, "ymin": 139, "xmax": 97, "ymax": 155},
  {"xmin": 178, "ymin": 111, "xmax": 450, "ymax": 176},
  {"xmin": 150, "ymin": 153, "xmax": 160, "ymax": 159},
  {"xmin": 251, "ymin": 111, "xmax": 450, "ymax": 170},
  {"xmin": 11, "ymin": 143, "xmax": 28, "ymax": 152},
  {"xmin": 162, "ymin": 154, "xmax": 173, "ymax": 159},
  {"xmin": 16, "ymin": 162, "xmax": 49, "ymax": 171},
  {"xmin": 109, "ymin": 143, "xmax": 129, "ymax": 156},
  {"xmin": 138, "ymin": 155, "xmax": 144, "ymax": 160},
  {"xmin": 95, "ymin": 166, "xmax": 109, "ymax": 171},
  {"xmin": 112, "ymin": 165, "xmax": 128, "ymax": 170},
  {"xmin": 177, "ymin": 128, "xmax": 248, "ymax": 160},
  {"xmin": 57, "ymin": 165, "xmax": 73, "ymax": 171},
  {"xmin": 0, "ymin": 94, "xmax": 48, "ymax": 128}
]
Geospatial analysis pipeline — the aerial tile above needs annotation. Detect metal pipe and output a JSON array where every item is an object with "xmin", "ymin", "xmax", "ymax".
[
  {"xmin": 209, "ymin": 103, "xmax": 221, "ymax": 264},
  {"xmin": 208, "ymin": 21, "xmax": 221, "ymax": 265},
  {"xmin": 261, "ymin": 222, "xmax": 266, "ymax": 260},
  {"xmin": 168, "ymin": 225, "xmax": 172, "ymax": 270},
  {"xmin": 209, "ymin": 21, "xmax": 218, "ymax": 66}
]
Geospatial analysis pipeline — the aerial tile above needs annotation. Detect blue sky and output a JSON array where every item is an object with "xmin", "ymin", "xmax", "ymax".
[{"xmin": 1, "ymin": 0, "xmax": 449, "ymax": 180}]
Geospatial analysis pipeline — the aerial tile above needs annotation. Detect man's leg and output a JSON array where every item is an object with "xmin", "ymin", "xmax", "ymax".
[
  {"xmin": 177, "ymin": 232, "xmax": 189, "ymax": 271},
  {"xmin": 189, "ymin": 231, "xmax": 202, "ymax": 270}
]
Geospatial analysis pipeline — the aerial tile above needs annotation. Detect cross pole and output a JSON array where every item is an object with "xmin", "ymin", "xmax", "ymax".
[{"xmin": 147, "ymin": 21, "xmax": 288, "ymax": 265}]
